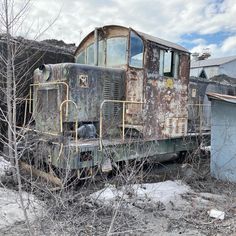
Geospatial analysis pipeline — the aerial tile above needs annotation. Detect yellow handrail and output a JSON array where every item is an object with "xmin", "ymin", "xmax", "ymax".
[
  {"xmin": 29, "ymin": 81, "xmax": 69, "ymax": 117},
  {"xmin": 15, "ymin": 97, "xmax": 30, "ymax": 127},
  {"xmin": 23, "ymin": 98, "xmax": 28, "ymax": 127},
  {"xmin": 59, "ymin": 100, "xmax": 78, "ymax": 153},
  {"xmin": 99, "ymin": 99, "xmax": 144, "ymax": 150}
]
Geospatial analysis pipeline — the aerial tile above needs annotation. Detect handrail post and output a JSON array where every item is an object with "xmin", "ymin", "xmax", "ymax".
[
  {"xmin": 99, "ymin": 105, "xmax": 103, "ymax": 151},
  {"xmin": 122, "ymin": 102, "xmax": 125, "ymax": 141},
  {"xmin": 29, "ymin": 86, "xmax": 32, "ymax": 113},
  {"xmin": 23, "ymin": 98, "xmax": 28, "ymax": 127},
  {"xmin": 60, "ymin": 100, "xmax": 78, "ymax": 153}
]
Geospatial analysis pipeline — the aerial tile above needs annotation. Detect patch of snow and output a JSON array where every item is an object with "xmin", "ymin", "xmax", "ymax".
[
  {"xmin": 91, "ymin": 180, "xmax": 191, "ymax": 206},
  {"xmin": 201, "ymin": 145, "xmax": 211, "ymax": 152},
  {"xmin": 0, "ymin": 156, "xmax": 11, "ymax": 177},
  {"xmin": 208, "ymin": 209, "xmax": 225, "ymax": 220},
  {"xmin": 0, "ymin": 187, "xmax": 43, "ymax": 229}
]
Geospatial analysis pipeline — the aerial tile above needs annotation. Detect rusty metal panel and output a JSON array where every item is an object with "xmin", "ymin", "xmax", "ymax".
[
  {"xmin": 143, "ymin": 41, "xmax": 190, "ymax": 139},
  {"xmin": 145, "ymin": 42, "xmax": 160, "ymax": 77},
  {"xmin": 179, "ymin": 53, "xmax": 190, "ymax": 84},
  {"xmin": 125, "ymin": 68, "xmax": 144, "ymax": 127}
]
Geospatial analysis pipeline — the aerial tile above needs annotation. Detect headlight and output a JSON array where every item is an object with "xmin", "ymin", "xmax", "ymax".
[{"xmin": 39, "ymin": 64, "xmax": 51, "ymax": 81}]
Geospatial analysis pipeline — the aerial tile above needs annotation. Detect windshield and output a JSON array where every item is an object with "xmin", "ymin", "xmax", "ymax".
[
  {"xmin": 76, "ymin": 37, "xmax": 127, "ymax": 67},
  {"xmin": 106, "ymin": 37, "xmax": 127, "ymax": 67}
]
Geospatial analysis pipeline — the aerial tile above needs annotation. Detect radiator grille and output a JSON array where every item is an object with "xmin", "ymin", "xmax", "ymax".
[
  {"xmin": 103, "ymin": 77, "xmax": 112, "ymax": 118},
  {"xmin": 103, "ymin": 75, "xmax": 123, "ymax": 121}
]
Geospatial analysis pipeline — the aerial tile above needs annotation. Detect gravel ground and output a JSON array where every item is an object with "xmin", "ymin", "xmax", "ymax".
[{"xmin": 1, "ymin": 155, "xmax": 236, "ymax": 236}]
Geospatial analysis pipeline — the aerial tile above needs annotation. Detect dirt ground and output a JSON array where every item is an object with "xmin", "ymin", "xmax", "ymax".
[{"xmin": 1, "ymin": 155, "xmax": 236, "ymax": 236}]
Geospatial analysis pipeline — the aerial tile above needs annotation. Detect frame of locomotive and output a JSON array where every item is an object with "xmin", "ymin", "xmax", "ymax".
[{"xmin": 23, "ymin": 25, "xmax": 209, "ymax": 175}]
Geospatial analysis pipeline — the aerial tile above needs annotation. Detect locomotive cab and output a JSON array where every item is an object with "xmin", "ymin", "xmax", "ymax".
[{"xmin": 74, "ymin": 25, "xmax": 190, "ymax": 139}]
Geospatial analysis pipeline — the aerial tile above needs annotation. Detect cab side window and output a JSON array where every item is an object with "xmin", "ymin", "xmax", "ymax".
[
  {"xmin": 76, "ymin": 50, "xmax": 85, "ymax": 64},
  {"xmin": 159, "ymin": 50, "xmax": 179, "ymax": 78},
  {"xmin": 129, "ymin": 31, "xmax": 144, "ymax": 68}
]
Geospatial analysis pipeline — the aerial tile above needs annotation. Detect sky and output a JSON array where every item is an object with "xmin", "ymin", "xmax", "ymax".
[{"xmin": 8, "ymin": 0, "xmax": 236, "ymax": 58}]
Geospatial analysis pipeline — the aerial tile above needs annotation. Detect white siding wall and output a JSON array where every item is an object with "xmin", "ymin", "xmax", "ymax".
[
  {"xmin": 204, "ymin": 66, "xmax": 219, "ymax": 78},
  {"xmin": 219, "ymin": 60, "xmax": 236, "ymax": 78},
  {"xmin": 190, "ymin": 66, "xmax": 219, "ymax": 78},
  {"xmin": 190, "ymin": 68, "xmax": 201, "ymax": 77},
  {"xmin": 190, "ymin": 59, "xmax": 236, "ymax": 79}
]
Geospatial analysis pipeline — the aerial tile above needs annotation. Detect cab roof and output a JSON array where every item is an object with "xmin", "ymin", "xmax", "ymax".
[{"xmin": 75, "ymin": 25, "xmax": 189, "ymax": 55}]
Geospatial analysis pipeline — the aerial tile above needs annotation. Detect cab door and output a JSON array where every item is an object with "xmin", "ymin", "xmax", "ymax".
[{"xmin": 125, "ymin": 31, "xmax": 145, "ymax": 132}]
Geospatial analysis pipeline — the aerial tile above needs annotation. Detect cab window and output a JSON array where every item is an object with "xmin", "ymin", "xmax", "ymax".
[
  {"xmin": 107, "ymin": 37, "xmax": 127, "ymax": 67},
  {"xmin": 159, "ymin": 50, "xmax": 179, "ymax": 78},
  {"xmin": 129, "ymin": 31, "xmax": 144, "ymax": 68},
  {"xmin": 87, "ymin": 43, "xmax": 94, "ymax": 65},
  {"xmin": 98, "ymin": 40, "xmax": 105, "ymax": 66},
  {"xmin": 76, "ymin": 50, "xmax": 85, "ymax": 64}
]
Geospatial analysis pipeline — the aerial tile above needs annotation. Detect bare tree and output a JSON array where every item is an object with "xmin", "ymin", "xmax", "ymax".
[
  {"xmin": 0, "ymin": 1, "xmax": 65, "ymax": 234},
  {"xmin": 0, "ymin": 0, "xmax": 34, "ymax": 234}
]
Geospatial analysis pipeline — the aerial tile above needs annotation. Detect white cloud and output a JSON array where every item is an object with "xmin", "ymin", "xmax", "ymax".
[
  {"xmin": 190, "ymin": 43, "xmax": 218, "ymax": 57},
  {"xmin": 3, "ymin": 0, "xmax": 236, "ymax": 57},
  {"xmin": 190, "ymin": 34, "xmax": 236, "ymax": 58},
  {"xmin": 184, "ymin": 38, "xmax": 207, "ymax": 45},
  {"xmin": 221, "ymin": 35, "xmax": 236, "ymax": 52}
]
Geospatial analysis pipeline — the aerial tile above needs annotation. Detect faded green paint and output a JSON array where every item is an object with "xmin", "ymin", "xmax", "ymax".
[
  {"xmin": 48, "ymin": 133, "xmax": 210, "ymax": 169},
  {"xmin": 33, "ymin": 63, "xmax": 125, "ymax": 134}
]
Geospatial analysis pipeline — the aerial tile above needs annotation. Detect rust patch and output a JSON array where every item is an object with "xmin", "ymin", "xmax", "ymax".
[
  {"xmin": 79, "ymin": 74, "xmax": 89, "ymax": 88},
  {"xmin": 143, "ymin": 41, "xmax": 190, "ymax": 139},
  {"xmin": 125, "ymin": 68, "xmax": 144, "ymax": 126}
]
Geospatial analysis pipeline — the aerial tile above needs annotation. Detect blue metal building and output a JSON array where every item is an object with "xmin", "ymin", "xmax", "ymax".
[{"xmin": 208, "ymin": 93, "xmax": 236, "ymax": 183}]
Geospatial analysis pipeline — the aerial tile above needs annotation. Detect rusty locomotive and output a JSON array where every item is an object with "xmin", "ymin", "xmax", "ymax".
[{"xmin": 21, "ymin": 25, "xmax": 209, "ymax": 178}]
